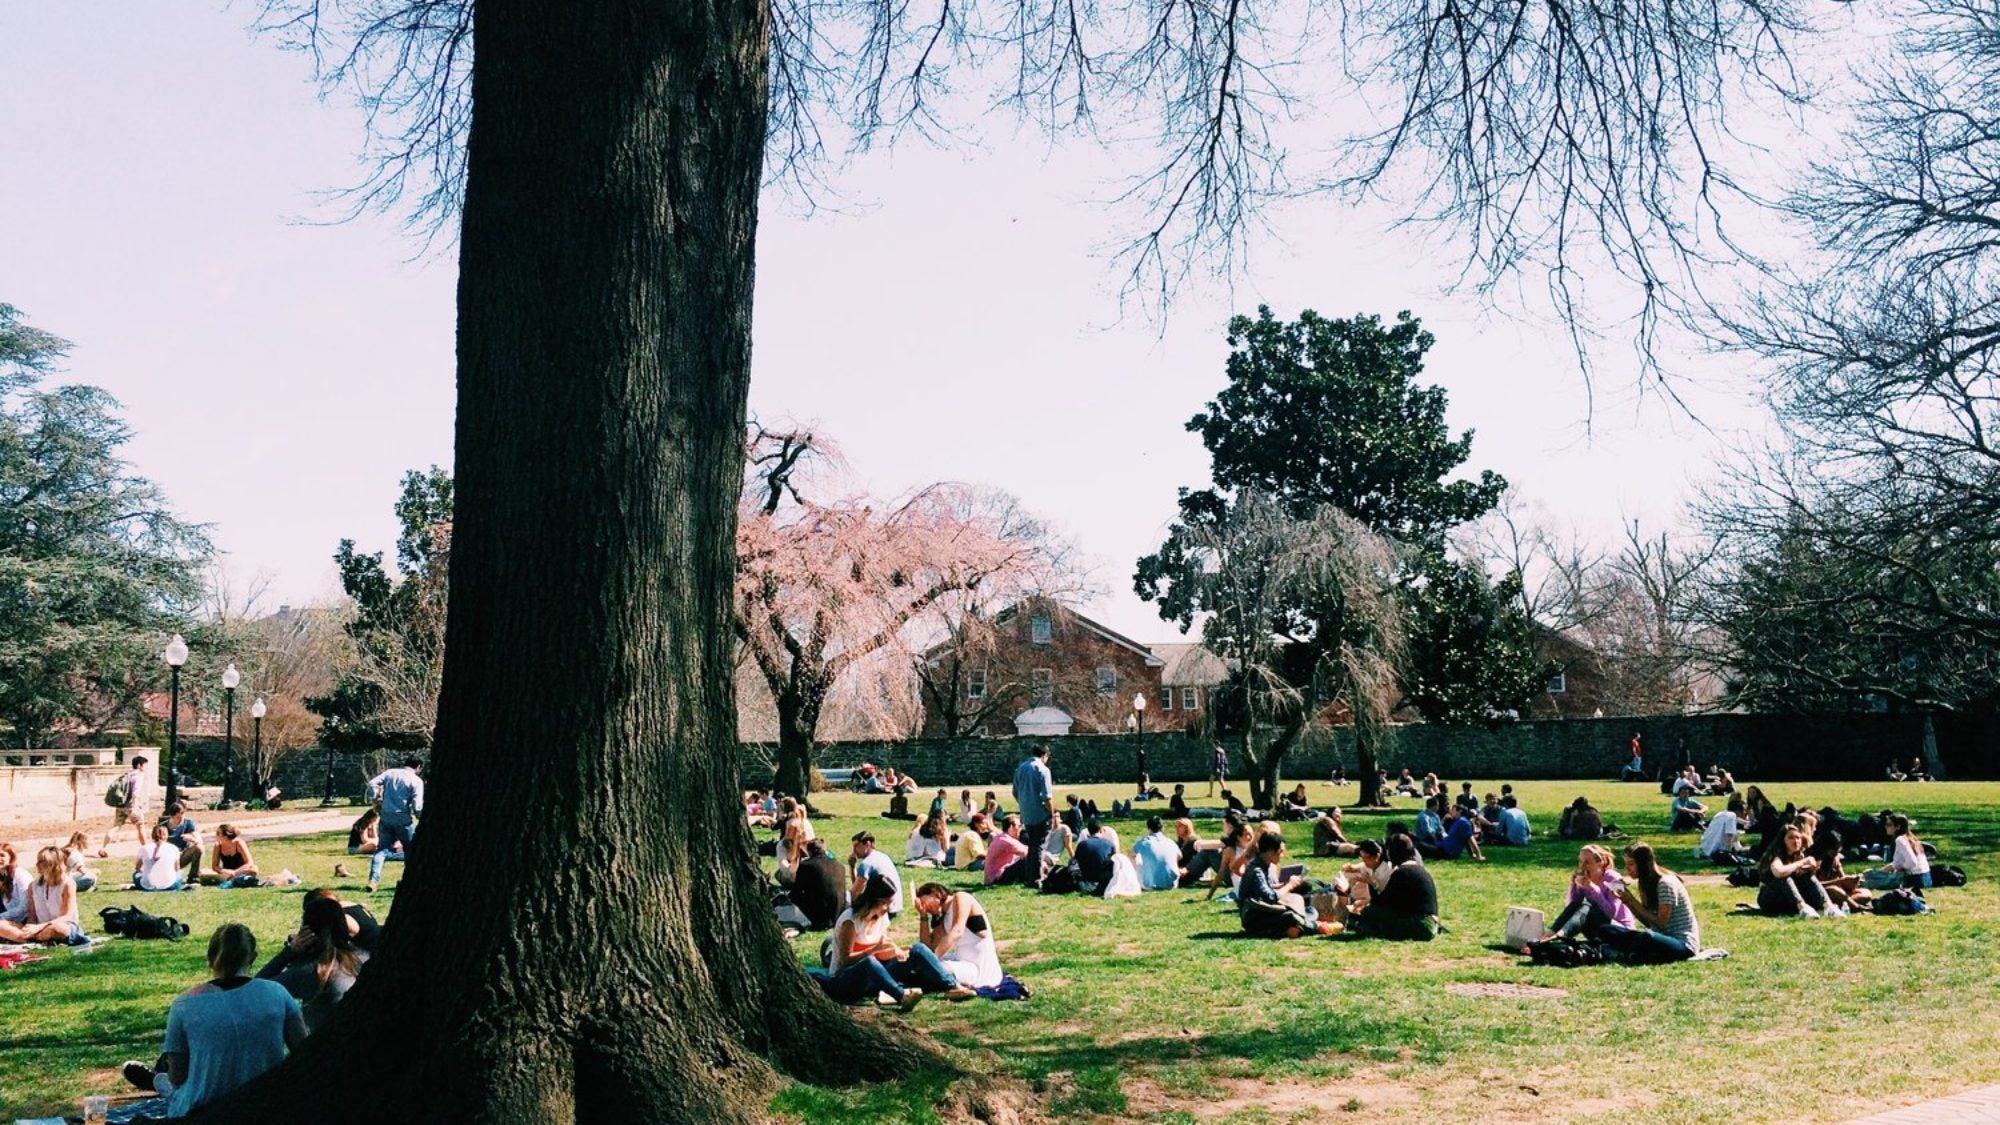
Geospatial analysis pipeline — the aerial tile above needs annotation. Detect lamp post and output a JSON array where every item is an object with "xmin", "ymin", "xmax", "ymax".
[
  {"xmin": 161, "ymin": 634, "xmax": 189, "ymax": 810},
  {"xmin": 250, "ymin": 696, "xmax": 266, "ymax": 804},
  {"xmin": 1132, "ymin": 691, "xmax": 1149, "ymax": 784},
  {"xmin": 219, "ymin": 663, "xmax": 241, "ymax": 808}
]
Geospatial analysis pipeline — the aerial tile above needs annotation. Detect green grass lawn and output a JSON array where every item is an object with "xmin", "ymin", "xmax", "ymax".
[{"xmin": 4, "ymin": 779, "xmax": 1998, "ymax": 1123}]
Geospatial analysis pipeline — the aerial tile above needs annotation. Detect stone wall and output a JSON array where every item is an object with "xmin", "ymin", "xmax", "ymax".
[
  {"xmin": 767, "ymin": 713, "xmax": 1999, "ymax": 790},
  {"xmin": 0, "ymin": 749, "xmax": 156, "ymax": 826}
]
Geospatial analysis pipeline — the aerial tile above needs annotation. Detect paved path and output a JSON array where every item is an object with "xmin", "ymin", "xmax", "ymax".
[
  {"xmin": 8, "ymin": 808, "xmax": 358, "ymax": 862},
  {"xmin": 1844, "ymin": 1086, "xmax": 2000, "ymax": 1124}
]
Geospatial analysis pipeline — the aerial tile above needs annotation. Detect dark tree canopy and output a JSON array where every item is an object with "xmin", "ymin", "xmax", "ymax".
[
  {"xmin": 1192, "ymin": 308, "xmax": 1504, "ymax": 545},
  {"xmin": 0, "ymin": 304, "xmax": 209, "ymax": 748}
]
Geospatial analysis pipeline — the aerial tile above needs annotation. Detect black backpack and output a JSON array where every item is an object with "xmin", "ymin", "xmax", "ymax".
[
  {"xmin": 1872, "ymin": 889, "xmax": 1929, "ymax": 916},
  {"xmin": 1932, "ymin": 864, "xmax": 1968, "ymax": 887},
  {"xmin": 99, "ymin": 904, "xmax": 190, "ymax": 941}
]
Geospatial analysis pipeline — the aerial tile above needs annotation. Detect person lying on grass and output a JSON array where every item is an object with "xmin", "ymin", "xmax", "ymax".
[
  {"xmin": 1345, "ymin": 834, "xmax": 1437, "ymax": 941},
  {"xmin": 1239, "ymin": 832, "xmax": 1337, "ymax": 938},
  {"xmin": 1759, "ymin": 825, "xmax": 1839, "ymax": 917},
  {"xmin": 119, "ymin": 923, "xmax": 307, "ymax": 1118}
]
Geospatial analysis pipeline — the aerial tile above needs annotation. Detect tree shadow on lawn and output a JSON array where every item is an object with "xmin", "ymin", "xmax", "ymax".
[{"xmin": 931, "ymin": 1004, "xmax": 1448, "ymax": 1081}]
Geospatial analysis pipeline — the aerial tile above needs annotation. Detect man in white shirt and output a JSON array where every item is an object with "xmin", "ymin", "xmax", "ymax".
[{"xmin": 848, "ymin": 831, "xmax": 901, "ymax": 915}]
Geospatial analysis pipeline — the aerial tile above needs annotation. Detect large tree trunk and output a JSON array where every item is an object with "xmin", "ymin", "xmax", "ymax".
[
  {"xmin": 772, "ymin": 688, "xmax": 824, "ymax": 799},
  {"xmin": 1355, "ymin": 725, "xmax": 1386, "ymax": 807},
  {"xmin": 1245, "ymin": 718, "xmax": 1304, "ymax": 810},
  {"xmin": 197, "ymin": 3, "xmax": 931, "ymax": 1121}
]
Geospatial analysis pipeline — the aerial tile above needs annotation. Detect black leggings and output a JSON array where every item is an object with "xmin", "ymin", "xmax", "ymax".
[{"xmin": 1757, "ymin": 871, "xmax": 1831, "ymax": 915}]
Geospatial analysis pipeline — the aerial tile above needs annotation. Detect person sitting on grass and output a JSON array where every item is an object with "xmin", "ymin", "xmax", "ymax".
[
  {"xmin": 1413, "ymin": 797, "xmax": 1445, "ymax": 848},
  {"xmin": 1347, "ymin": 834, "xmax": 1438, "ymax": 941},
  {"xmin": 1206, "ymin": 819, "xmax": 1257, "ymax": 901},
  {"xmin": 206, "ymin": 824, "xmax": 261, "ymax": 887},
  {"xmin": 1279, "ymin": 783, "xmax": 1314, "ymax": 821},
  {"xmin": 1238, "ymin": 831, "xmax": 1334, "ymax": 937},
  {"xmin": 1696, "ymin": 796, "xmax": 1749, "ymax": 865},
  {"xmin": 119, "ymin": 923, "xmax": 307, "ymax": 1116},
  {"xmin": 62, "ymin": 831, "xmax": 100, "ymax": 893},
  {"xmin": 745, "ymin": 791, "xmax": 776, "ymax": 829},
  {"xmin": 915, "ymin": 882, "xmax": 1004, "ymax": 990},
  {"xmin": 1605, "ymin": 842, "xmax": 1702, "ymax": 962},
  {"xmin": 133, "ymin": 823, "xmax": 188, "ymax": 892},
  {"xmin": 784, "ymin": 839, "xmax": 848, "ymax": 931},
  {"xmin": 260, "ymin": 894, "xmax": 369, "ymax": 1032},
  {"xmin": 1221, "ymin": 788, "xmax": 1248, "ymax": 815},
  {"xmin": 829, "ymin": 875, "xmax": 968, "ymax": 1004},
  {"xmin": 980, "ymin": 791, "xmax": 1005, "ymax": 822},
  {"xmin": 1494, "ymin": 796, "xmax": 1532, "ymax": 846},
  {"xmin": 1669, "ymin": 790, "xmax": 1709, "ymax": 833},
  {"xmin": 1548, "ymin": 844, "xmax": 1636, "ymax": 940},
  {"xmin": 1333, "ymin": 838, "xmax": 1392, "ymax": 921},
  {"xmin": 1759, "ymin": 825, "xmax": 1836, "ymax": 917},
  {"xmin": 956, "ymin": 789, "xmax": 976, "ymax": 823},
  {"xmin": 1454, "ymin": 782, "xmax": 1479, "ymax": 815},
  {"xmin": 905, "ymin": 812, "xmax": 949, "ymax": 868},
  {"xmin": 1558, "ymin": 796, "xmax": 1620, "ymax": 841},
  {"xmin": 1070, "ymin": 820, "xmax": 1118, "ymax": 896},
  {"xmin": 1132, "ymin": 816, "xmax": 1183, "ymax": 891},
  {"xmin": 1885, "ymin": 813, "xmax": 1932, "ymax": 890},
  {"xmin": 346, "ymin": 808, "xmax": 380, "ymax": 856},
  {"xmin": 1174, "ymin": 818, "xmax": 1223, "ymax": 888},
  {"xmin": 2, "ymin": 846, "xmax": 87, "ymax": 946},
  {"xmin": 1808, "ymin": 829, "xmax": 1870, "ymax": 912},
  {"xmin": 1314, "ymin": 806, "xmax": 1360, "ymax": 857},
  {"xmin": 1168, "ymin": 784, "xmax": 1191, "ymax": 820},
  {"xmin": 848, "ymin": 831, "xmax": 902, "ymax": 915},
  {"xmin": 984, "ymin": 815, "xmax": 1037, "ymax": 887},
  {"xmin": 1479, "ymin": 791, "xmax": 1503, "ymax": 828},
  {"xmin": 1419, "ymin": 804, "xmax": 1487, "ymax": 862},
  {"xmin": 954, "ymin": 813, "xmax": 990, "ymax": 870},
  {"xmin": 162, "ymin": 803, "xmax": 205, "ymax": 887}
]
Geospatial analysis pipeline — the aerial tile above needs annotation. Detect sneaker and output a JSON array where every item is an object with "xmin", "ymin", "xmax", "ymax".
[
  {"xmin": 896, "ymin": 988, "xmax": 925, "ymax": 1012},
  {"xmin": 945, "ymin": 986, "xmax": 978, "ymax": 1001},
  {"xmin": 334, "ymin": 863, "xmax": 351, "ymax": 878},
  {"xmin": 1798, "ymin": 906, "xmax": 1820, "ymax": 918}
]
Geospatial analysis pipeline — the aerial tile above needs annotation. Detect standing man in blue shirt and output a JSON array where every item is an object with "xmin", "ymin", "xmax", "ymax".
[
  {"xmin": 365, "ymin": 755, "xmax": 425, "ymax": 893},
  {"xmin": 1011, "ymin": 744, "xmax": 1054, "ymax": 886}
]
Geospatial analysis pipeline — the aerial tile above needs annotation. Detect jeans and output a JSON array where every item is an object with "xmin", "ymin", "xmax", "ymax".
[
  {"xmin": 1594, "ymin": 923, "xmax": 1695, "ymax": 964},
  {"xmin": 1018, "ymin": 822, "xmax": 1050, "ymax": 886},
  {"xmin": 885, "ymin": 943, "xmax": 958, "ymax": 993},
  {"xmin": 820, "ymin": 957, "xmax": 906, "ymax": 1004},
  {"xmin": 369, "ymin": 822, "xmax": 416, "ymax": 885},
  {"xmin": 1180, "ymin": 849, "xmax": 1221, "ymax": 888},
  {"xmin": 1758, "ymin": 871, "xmax": 1832, "ymax": 915}
]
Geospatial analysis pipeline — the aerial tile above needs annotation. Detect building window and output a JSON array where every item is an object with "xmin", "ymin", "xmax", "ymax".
[
  {"xmin": 967, "ymin": 667, "xmax": 987, "ymax": 700},
  {"xmin": 1032, "ymin": 668, "xmax": 1054, "ymax": 705},
  {"xmin": 1095, "ymin": 666, "xmax": 1117, "ymax": 695},
  {"xmin": 1159, "ymin": 686, "xmax": 1174, "ymax": 711},
  {"xmin": 1030, "ymin": 614, "xmax": 1052, "ymax": 645},
  {"xmin": 1547, "ymin": 671, "xmax": 1567, "ymax": 695},
  {"xmin": 1181, "ymin": 686, "xmax": 1199, "ymax": 710}
]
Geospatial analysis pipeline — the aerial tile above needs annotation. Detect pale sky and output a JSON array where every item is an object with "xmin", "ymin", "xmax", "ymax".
[{"xmin": 1, "ymin": 5, "xmax": 1775, "ymax": 642}]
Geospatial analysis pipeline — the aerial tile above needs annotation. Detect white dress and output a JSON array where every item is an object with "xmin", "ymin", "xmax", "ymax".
[{"xmin": 938, "ymin": 893, "xmax": 1004, "ymax": 989}]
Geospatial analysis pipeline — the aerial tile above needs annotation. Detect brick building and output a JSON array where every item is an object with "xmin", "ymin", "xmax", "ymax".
[{"xmin": 918, "ymin": 597, "xmax": 1167, "ymax": 737}]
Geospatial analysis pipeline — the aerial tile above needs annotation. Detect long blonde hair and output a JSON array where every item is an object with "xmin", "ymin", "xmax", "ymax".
[
  {"xmin": 34, "ymin": 846, "xmax": 64, "ymax": 887},
  {"xmin": 1574, "ymin": 843, "xmax": 1613, "ymax": 879}
]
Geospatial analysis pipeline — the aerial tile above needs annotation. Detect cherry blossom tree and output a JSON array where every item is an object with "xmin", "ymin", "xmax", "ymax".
[{"xmin": 736, "ymin": 427, "xmax": 1070, "ymax": 796}]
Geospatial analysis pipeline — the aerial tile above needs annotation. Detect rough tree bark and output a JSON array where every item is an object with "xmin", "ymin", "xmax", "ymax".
[
  {"xmin": 195, "ymin": 1, "xmax": 932, "ymax": 1120},
  {"xmin": 1243, "ymin": 718, "xmax": 1304, "ymax": 810},
  {"xmin": 772, "ymin": 680, "xmax": 825, "ymax": 799}
]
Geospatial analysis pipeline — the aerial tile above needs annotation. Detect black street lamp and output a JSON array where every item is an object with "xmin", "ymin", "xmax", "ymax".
[
  {"xmin": 219, "ymin": 663, "xmax": 241, "ymax": 808},
  {"xmin": 1132, "ymin": 691, "xmax": 1149, "ymax": 783},
  {"xmin": 161, "ymin": 634, "xmax": 189, "ymax": 810},
  {"xmin": 250, "ymin": 696, "xmax": 267, "ymax": 804}
]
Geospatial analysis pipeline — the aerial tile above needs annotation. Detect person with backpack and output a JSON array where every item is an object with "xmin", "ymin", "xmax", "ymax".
[{"xmin": 100, "ymin": 755, "xmax": 152, "ymax": 857}]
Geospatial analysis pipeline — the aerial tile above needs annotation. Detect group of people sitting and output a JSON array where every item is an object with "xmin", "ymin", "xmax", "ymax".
[
  {"xmin": 104, "ymin": 889, "xmax": 378, "ymax": 1119},
  {"xmin": 1692, "ymin": 790, "xmax": 1942, "ymax": 916},
  {"xmin": 1531, "ymin": 841, "xmax": 1704, "ymax": 965}
]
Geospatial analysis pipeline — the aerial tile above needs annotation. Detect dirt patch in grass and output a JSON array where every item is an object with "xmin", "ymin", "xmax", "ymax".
[
  {"xmin": 1124, "ymin": 1071, "xmax": 1421, "ymax": 1121},
  {"xmin": 1444, "ymin": 982, "xmax": 1569, "ymax": 1001}
]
